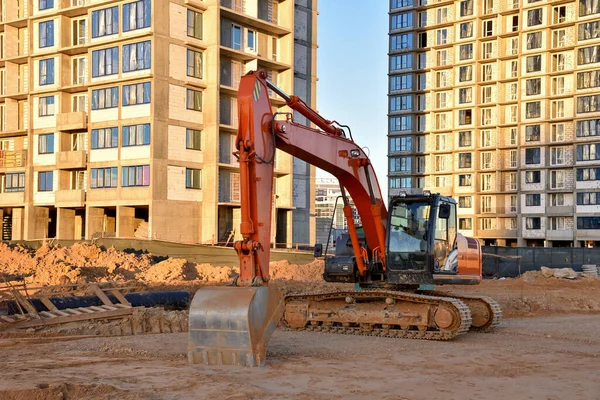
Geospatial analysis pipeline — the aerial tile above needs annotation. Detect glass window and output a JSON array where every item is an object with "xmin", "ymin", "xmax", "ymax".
[
  {"xmin": 391, "ymin": 12, "xmax": 413, "ymax": 29},
  {"xmin": 577, "ymin": 119, "xmax": 600, "ymax": 137},
  {"xmin": 122, "ymin": 41, "xmax": 151, "ymax": 72},
  {"xmin": 186, "ymin": 88, "xmax": 203, "ymax": 111},
  {"xmin": 526, "ymin": 31, "xmax": 542, "ymax": 50},
  {"xmin": 122, "ymin": 82, "xmax": 151, "ymax": 106},
  {"xmin": 91, "ymin": 127, "xmax": 118, "ymax": 149},
  {"xmin": 526, "ymin": 217, "xmax": 541, "ymax": 230},
  {"xmin": 39, "ymin": 21, "xmax": 54, "ymax": 48},
  {"xmin": 122, "ymin": 165, "xmax": 150, "ymax": 187},
  {"xmin": 525, "ymin": 170, "xmax": 541, "ymax": 183},
  {"xmin": 5, "ymin": 173, "xmax": 25, "ymax": 192},
  {"xmin": 186, "ymin": 128, "xmax": 202, "ymax": 150},
  {"xmin": 123, "ymin": 124, "xmax": 150, "ymax": 146},
  {"xmin": 38, "ymin": 96, "xmax": 55, "ymax": 116},
  {"xmin": 187, "ymin": 9, "xmax": 203, "ymax": 39},
  {"xmin": 580, "ymin": 0, "xmax": 600, "ymax": 16},
  {"xmin": 526, "ymin": 125, "xmax": 540, "ymax": 141},
  {"xmin": 39, "ymin": 58, "xmax": 54, "ymax": 85},
  {"xmin": 91, "ymin": 7, "xmax": 119, "ymax": 38},
  {"xmin": 39, "ymin": 0, "xmax": 54, "ymax": 10},
  {"xmin": 38, "ymin": 133, "xmax": 54, "ymax": 154},
  {"xmin": 389, "ymin": 157, "xmax": 412, "ymax": 172},
  {"xmin": 579, "ymin": 21, "xmax": 600, "ymax": 41},
  {"xmin": 578, "ymin": 45, "xmax": 600, "ymax": 65},
  {"xmin": 186, "ymin": 168, "xmax": 202, "ymax": 189},
  {"xmin": 123, "ymin": 0, "xmax": 151, "ymax": 32},
  {"xmin": 577, "ymin": 94, "xmax": 600, "ymax": 113},
  {"xmin": 91, "ymin": 46, "xmax": 119, "ymax": 77},
  {"xmin": 38, "ymin": 171, "xmax": 53, "ymax": 192},
  {"xmin": 527, "ymin": 8, "xmax": 543, "ymax": 26},
  {"xmin": 90, "ymin": 167, "xmax": 118, "ymax": 188},
  {"xmin": 187, "ymin": 49, "xmax": 203, "ymax": 79},
  {"xmin": 526, "ymin": 194, "xmax": 541, "ymax": 206},
  {"xmin": 91, "ymin": 87, "xmax": 119, "ymax": 110},
  {"xmin": 525, "ymin": 148, "xmax": 541, "ymax": 164}
]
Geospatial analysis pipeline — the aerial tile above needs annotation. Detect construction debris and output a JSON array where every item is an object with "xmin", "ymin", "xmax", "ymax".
[{"xmin": 540, "ymin": 266, "xmax": 579, "ymax": 279}]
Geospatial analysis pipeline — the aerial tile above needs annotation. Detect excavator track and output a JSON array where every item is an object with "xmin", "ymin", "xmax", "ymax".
[
  {"xmin": 282, "ymin": 290, "xmax": 472, "ymax": 341},
  {"xmin": 419, "ymin": 291, "xmax": 502, "ymax": 332}
]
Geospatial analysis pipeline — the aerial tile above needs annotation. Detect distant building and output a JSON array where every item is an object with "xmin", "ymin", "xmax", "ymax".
[
  {"xmin": 315, "ymin": 177, "xmax": 360, "ymax": 246},
  {"xmin": 387, "ymin": 0, "xmax": 600, "ymax": 248}
]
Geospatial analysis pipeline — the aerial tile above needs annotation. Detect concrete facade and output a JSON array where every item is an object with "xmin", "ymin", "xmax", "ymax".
[
  {"xmin": 0, "ymin": 0, "xmax": 317, "ymax": 245},
  {"xmin": 387, "ymin": 0, "xmax": 600, "ymax": 247}
]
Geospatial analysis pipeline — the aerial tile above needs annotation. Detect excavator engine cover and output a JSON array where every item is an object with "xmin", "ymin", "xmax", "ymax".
[{"xmin": 188, "ymin": 286, "xmax": 283, "ymax": 367}]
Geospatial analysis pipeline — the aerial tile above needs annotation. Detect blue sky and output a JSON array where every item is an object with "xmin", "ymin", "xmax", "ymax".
[{"xmin": 315, "ymin": 1, "xmax": 389, "ymax": 201}]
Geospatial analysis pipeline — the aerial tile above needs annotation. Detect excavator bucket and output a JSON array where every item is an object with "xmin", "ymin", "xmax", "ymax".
[{"xmin": 188, "ymin": 285, "xmax": 283, "ymax": 367}]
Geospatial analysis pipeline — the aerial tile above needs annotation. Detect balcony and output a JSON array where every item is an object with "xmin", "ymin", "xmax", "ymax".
[
  {"xmin": 546, "ymin": 230, "xmax": 574, "ymax": 241},
  {"xmin": 57, "ymin": 112, "xmax": 87, "ymax": 131},
  {"xmin": 55, "ymin": 189, "xmax": 85, "ymax": 207},
  {"xmin": 477, "ymin": 229, "xmax": 518, "ymax": 239},
  {"xmin": 0, "ymin": 191, "xmax": 25, "ymax": 206},
  {"xmin": 56, "ymin": 151, "xmax": 87, "ymax": 170},
  {"xmin": 0, "ymin": 150, "xmax": 27, "ymax": 169},
  {"xmin": 546, "ymin": 205, "xmax": 574, "ymax": 216}
]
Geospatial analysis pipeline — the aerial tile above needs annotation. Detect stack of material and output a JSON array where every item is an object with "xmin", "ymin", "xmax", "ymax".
[{"xmin": 582, "ymin": 265, "xmax": 599, "ymax": 277}]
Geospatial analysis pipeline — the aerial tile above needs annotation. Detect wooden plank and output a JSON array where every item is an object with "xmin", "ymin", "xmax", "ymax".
[
  {"xmin": 63, "ymin": 308, "xmax": 83, "ymax": 315},
  {"xmin": 52, "ymin": 310, "xmax": 70, "ymax": 317},
  {"xmin": 77, "ymin": 308, "xmax": 96, "ymax": 314},
  {"xmin": 10, "ymin": 307, "xmax": 138, "ymax": 329},
  {"xmin": 39, "ymin": 296, "xmax": 59, "ymax": 312},
  {"xmin": 89, "ymin": 306, "xmax": 109, "ymax": 312},
  {"xmin": 109, "ymin": 289, "xmax": 131, "ymax": 306},
  {"xmin": 1, "ymin": 316, "xmax": 15, "ymax": 323},
  {"xmin": 40, "ymin": 311, "xmax": 56, "ymax": 318},
  {"xmin": 113, "ymin": 304, "xmax": 132, "ymax": 309},
  {"xmin": 88, "ymin": 284, "xmax": 113, "ymax": 306}
]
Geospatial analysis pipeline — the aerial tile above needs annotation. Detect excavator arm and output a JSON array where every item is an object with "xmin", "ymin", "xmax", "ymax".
[{"xmin": 234, "ymin": 70, "xmax": 388, "ymax": 283}]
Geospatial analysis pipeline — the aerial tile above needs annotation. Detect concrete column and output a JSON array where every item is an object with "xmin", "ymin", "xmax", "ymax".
[
  {"xmin": 117, "ymin": 206, "xmax": 136, "ymax": 238},
  {"xmin": 86, "ymin": 207, "xmax": 105, "ymax": 239},
  {"xmin": 232, "ymin": 207, "xmax": 242, "ymax": 241},
  {"xmin": 74, "ymin": 214, "xmax": 84, "ymax": 240},
  {"xmin": 57, "ymin": 208, "xmax": 76, "ymax": 240},
  {"xmin": 12, "ymin": 208, "xmax": 24, "ymax": 240},
  {"xmin": 24, "ymin": 206, "xmax": 49, "ymax": 240}
]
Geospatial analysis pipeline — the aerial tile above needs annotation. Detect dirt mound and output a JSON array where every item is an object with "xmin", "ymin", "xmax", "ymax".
[{"xmin": 270, "ymin": 259, "xmax": 324, "ymax": 282}]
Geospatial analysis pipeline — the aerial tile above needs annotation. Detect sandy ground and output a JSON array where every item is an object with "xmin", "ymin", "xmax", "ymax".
[{"xmin": 0, "ymin": 314, "xmax": 598, "ymax": 400}]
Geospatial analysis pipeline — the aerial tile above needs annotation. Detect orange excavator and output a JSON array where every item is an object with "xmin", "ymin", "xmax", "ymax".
[{"xmin": 188, "ymin": 70, "xmax": 502, "ymax": 367}]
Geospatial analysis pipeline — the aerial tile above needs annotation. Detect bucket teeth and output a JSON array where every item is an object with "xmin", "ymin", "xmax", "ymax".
[{"xmin": 188, "ymin": 286, "xmax": 283, "ymax": 367}]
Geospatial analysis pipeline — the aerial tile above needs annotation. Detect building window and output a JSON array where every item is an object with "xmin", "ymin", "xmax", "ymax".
[
  {"xmin": 526, "ymin": 102, "xmax": 541, "ymax": 119},
  {"xmin": 38, "ymin": 133, "xmax": 54, "ymax": 154},
  {"xmin": 460, "ymin": 0, "xmax": 473, "ymax": 17},
  {"xmin": 482, "ymin": 42, "xmax": 493, "ymax": 59},
  {"xmin": 72, "ymin": 18, "xmax": 87, "ymax": 46},
  {"xmin": 458, "ymin": 218, "xmax": 473, "ymax": 231},
  {"xmin": 480, "ymin": 130, "xmax": 493, "ymax": 146},
  {"xmin": 526, "ymin": 217, "xmax": 541, "ymax": 230},
  {"xmin": 577, "ymin": 192, "xmax": 600, "ymax": 205},
  {"xmin": 509, "ymin": 150, "xmax": 517, "ymax": 168},
  {"xmin": 481, "ymin": 196, "xmax": 493, "ymax": 213},
  {"xmin": 458, "ymin": 88, "xmax": 472, "ymax": 104},
  {"xmin": 577, "ymin": 94, "xmax": 600, "ymax": 113},
  {"xmin": 481, "ymin": 173, "xmax": 493, "ymax": 191},
  {"xmin": 578, "ymin": 217, "xmax": 600, "ymax": 229},
  {"xmin": 186, "ymin": 168, "xmax": 202, "ymax": 189},
  {"xmin": 459, "ymin": 65, "xmax": 472, "ymax": 82},
  {"xmin": 459, "ymin": 109, "xmax": 472, "ymax": 125},
  {"xmin": 391, "ymin": 95, "xmax": 413, "ymax": 111},
  {"xmin": 91, "ymin": 7, "xmax": 119, "ymax": 38},
  {"xmin": 579, "ymin": 21, "xmax": 600, "ymax": 41},
  {"xmin": 550, "ymin": 193, "xmax": 565, "ymax": 206},
  {"xmin": 579, "ymin": 45, "xmax": 600, "ymax": 65},
  {"xmin": 482, "ymin": 64, "xmax": 493, "ymax": 81},
  {"xmin": 481, "ymin": 152, "xmax": 493, "ymax": 169},
  {"xmin": 39, "ymin": 58, "xmax": 54, "ymax": 86},
  {"xmin": 526, "ymin": 55, "xmax": 541, "ymax": 73},
  {"xmin": 458, "ymin": 174, "xmax": 472, "ymax": 186},
  {"xmin": 481, "ymin": 86, "xmax": 492, "ymax": 104},
  {"xmin": 577, "ymin": 143, "xmax": 600, "ymax": 161},
  {"xmin": 186, "ymin": 88, "xmax": 203, "ymax": 111},
  {"xmin": 548, "ymin": 217, "xmax": 565, "ymax": 230},
  {"xmin": 91, "ymin": 47, "xmax": 119, "ymax": 77},
  {"xmin": 509, "ymin": 173, "xmax": 518, "ymax": 190},
  {"xmin": 552, "ymin": 54, "xmax": 566, "ymax": 72},
  {"xmin": 39, "ymin": 21, "xmax": 54, "ymax": 48},
  {"xmin": 390, "ymin": 75, "xmax": 412, "ymax": 91},
  {"xmin": 39, "ymin": 0, "xmax": 54, "ymax": 10},
  {"xmin": 526, "ymin": 32, "xmax": 542, "ymax": 50},
  {"xmin": 458, "ymin": 131, "xmax": 471, "ymax": 147},
  {"xmin": 525, "ymin": 78, "xmax": 541, "ymax": 96},
  {"xmin": 187, "ymin": 9, "xmax": 203, "ymax": 39},
  {"xmin": 389, "ymin": 157, "xmax": 412, "ymax": 172},
  {"xmin": 122, "ymin": 165, "xmax": 150, "ymax": 187},
  {"xmin": 90, "ymin": 167, "xmax": 118, "ymax": 188},
  {"xmin": 392, "ymin": 33, "xmax": 413, "ymax": 49},
  {"xmin": 482, "ymin": 20, "xmax": 494, "ymax": 37},
  {"xmin": 38, "ymin": 96, "xmax": 55, "ymax": 116},
  {"xmin": 123, "ymin": 124, "xmax": 150, "ymax": 146},
  {"xmin": 551, "ymin": 124, "xmax": 565, "ymax": 142},
  {"xmin": 525, "ymin": 148, "xmax": 541, "ymax": 164},
  {"xmin": 458, "ymin": 196, "xmax": 472, "ymax": 208},
  {"xmin": 417, "ymin": 11, "xmax": 427, "ymax": 28},
  {"xmin": 389, "ymin": 177, "xmax": 412, "ymax": 189},
  {"xmin": 527, "ymin": 8, "xmax": 543, "ymax": 26},
  {"xmin": 553, "ymin": 29, "xmax": 566, "ymax": 48},
  {"xmin": 458, "ymin": 153, "xmax": 472, "ymax": 168},
  {"xmin": 459, "ymin": 44, "xmax": 473, "ymax": 60},
  {"xmin": 480, "ymin": 218, "xmax": 495, "ymax": 231},
  {"xmin": 552, "ymin": 100, "xmax": 565, "ymax": 119},
  {"xmin": 390, "ymin": 55, "xmax": 412, "ymax": 71},
  {"xmin": 436, "ymin": 50, "xmax": 448, "ymax": 67},
  {"xmin": 122, "ymin": 41, "xmax": 151, "ymax": 72},
  {"xmin": 552, "ymin": 77, "xmax": 565, "ymax": 95},
  {"xmin": 91, "ymin": 127, "xmax": 118, "ymax": 149},
  {"xmin": 390, "ymin": 116, "xmax": 412, "ymax": 131},
  {"xmin": 91, "ymin": 87, "xmax": 118, "ymax": 110},
  {"xmin": 577, "ymin": 70, "xmax": 600, "ymax": 90},
  {"xmin": 72, "ymin": 56, "xmax": 87, "ymax": 85},
  {"xmin": 481, "ymin": 108, "xmax": 492, "ymax": 125},
  {"xmin": 123, "ymin": 0, "xmax": 151, "ymax": 32},
  {"xmin": 526, "ymin": 125, "xmax": 540, "ymax": 141},
  {"xmin": 436, "ymin": 7, "xmax": 448, "ymax": 23},
  {"xmin": 483, "ymin": 0, "xmax": 494, "ymax": 13},
  {"xmin": 390, "ymin": 136, "xmax": 412, "ymax": 152},
  {"xmin": 553, "ymin": 6, "xmax": 566, "ymax": 24},
  {"xmin": 460, "ymin": 22, "xmax": 473, "ymax": 38},
  {"xmin": 187, "ymin": 49, "xmax": 203, "ymax": 79},
  {"xmin": 577, "ymin": 119, "xmax": 600, "ymax": 137},
  {"xmin": 525, "ymin": 170, "xmax": 541, "ymax": 183},
  {"xmin": 436, "ymin": 29, "xmax": 447, "ymax": 45},
  {"xmin": 550, "ymin": 170, "xmax": 566, "ymax": 189},
  {"xmin": 38, "ymin": 171, "xmax": 53, "ymax": 192},
  {"xmin": 526, "ymin": 194, "xmax": 541, "ymax": 207},
  {"xmin": 509, "ymin": 128, "xmax": 518, "ymax": 145},
  {"xmin": 391, "ymin": 12, "xmax": 413, "ymax": 29},
  {"xmin": 123, "ymin": 82, "xmax": 151, "ymax": 106},
  {"xmin": 580, "ymin": 0, "xmax": 600, "ymax": 16},
  {"xmin": 577, "ymin": 167, "xmax": 600, "ymax": 181},
  {"xmin": 510, "ymin": 60, "xmax": 518, "ymax": 78},
  {"xmin": 186, "ymin": 128, "xmax": 202, "ymax": 150},
  {"xmin": 5, "ymin": 172, "xmax": 25, "ymax": 192}
]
